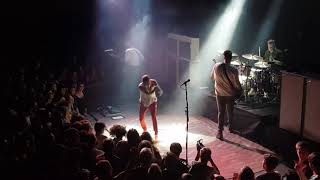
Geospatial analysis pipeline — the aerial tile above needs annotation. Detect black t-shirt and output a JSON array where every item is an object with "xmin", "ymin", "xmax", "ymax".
[{"xmin": 189, "ymin": 162, "xmax": 219, "ymax": 180}]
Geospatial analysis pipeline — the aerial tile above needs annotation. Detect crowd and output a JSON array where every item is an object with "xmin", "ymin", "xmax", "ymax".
[{"xmin": 1, "ymin": 58, "xmax": 320, "ymax": 180}]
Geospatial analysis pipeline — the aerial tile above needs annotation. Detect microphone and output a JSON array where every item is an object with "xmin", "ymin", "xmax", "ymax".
[{"xmin": 180, "ymin": 79, "xmax": 190, "ymax": 86}]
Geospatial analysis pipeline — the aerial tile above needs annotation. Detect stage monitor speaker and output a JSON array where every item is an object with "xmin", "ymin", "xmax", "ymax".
[
  {"xmin": 303, "ymin": 79, "xmax": 320, "ymax": 143},
  {"xmin": 279, "ymin": 72, "xmax": 304, "ymax": 135}
]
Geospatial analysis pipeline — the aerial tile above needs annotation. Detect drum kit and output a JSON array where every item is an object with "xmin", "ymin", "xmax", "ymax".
[{"xmin": 217, "ymin": 51, "xmax": 282, "ymax": 104}]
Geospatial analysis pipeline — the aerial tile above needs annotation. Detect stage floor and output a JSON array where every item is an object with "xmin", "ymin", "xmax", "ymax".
[{"xmin": 88, "ymin": 103, "xmax": 290, "ymax": 179}]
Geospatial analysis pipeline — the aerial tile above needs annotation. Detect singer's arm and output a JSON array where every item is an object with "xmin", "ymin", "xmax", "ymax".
[{"xmin": 138, "ymin": 80, "xmax": 158, "ymax": 94}]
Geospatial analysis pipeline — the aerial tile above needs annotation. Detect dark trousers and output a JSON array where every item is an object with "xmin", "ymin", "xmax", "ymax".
[{"xmin": 216, "ymin": 96, "xmax": 234, "ymax": 131}]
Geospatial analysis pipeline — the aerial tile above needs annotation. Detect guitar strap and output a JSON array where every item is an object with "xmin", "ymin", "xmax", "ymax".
[{"xmin": 222, "ymin": 63, "xmax": 237, "ymax": 91}]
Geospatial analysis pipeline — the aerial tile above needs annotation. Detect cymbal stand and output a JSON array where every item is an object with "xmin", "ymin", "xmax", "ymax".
[{"xmin": 243, "ymin": 63, "xmax": 250, "ymax": 103}]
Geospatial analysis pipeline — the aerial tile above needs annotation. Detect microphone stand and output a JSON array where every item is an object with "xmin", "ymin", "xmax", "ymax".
[{"xmin": 182, "ymin": 81, "xmax": 190, "ymax": 165}]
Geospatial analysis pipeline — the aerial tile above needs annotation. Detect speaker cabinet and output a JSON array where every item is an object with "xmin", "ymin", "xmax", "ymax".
[
  {"xmin": 279, "ymin": 72, "xmax": 304, "ymax": 135},
  {"xmin": 304, "ymin": 79, "xmax": 320, "ymax": 142}
]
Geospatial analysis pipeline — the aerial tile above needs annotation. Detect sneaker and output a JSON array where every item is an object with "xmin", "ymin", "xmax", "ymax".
[
  {"xmin": 229, "ymin": 128, "xmax": 235, "ymax": 134},
  {"xmin": 216, "ymin": 131, "xmax": 223, "ymax": 140}
]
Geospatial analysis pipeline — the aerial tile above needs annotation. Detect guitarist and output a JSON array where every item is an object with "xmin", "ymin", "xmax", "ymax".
[{"xmin": 211, "ymin": 50, "xmax": 242, "ymax": 140}]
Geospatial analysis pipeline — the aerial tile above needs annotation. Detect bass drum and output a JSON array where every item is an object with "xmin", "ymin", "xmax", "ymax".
[
  {"xmin": 252, "ymin": 68, "xmax": 272, "ymax": 93},
  {"xmin": 238, "ymin": 65, "xmax": 251, "ymax": 85}
]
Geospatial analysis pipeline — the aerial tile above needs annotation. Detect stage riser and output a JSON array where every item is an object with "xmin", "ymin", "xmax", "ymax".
[{"xmin": 199, "ymin": 95, "xmax": 279, "ymax": 134}]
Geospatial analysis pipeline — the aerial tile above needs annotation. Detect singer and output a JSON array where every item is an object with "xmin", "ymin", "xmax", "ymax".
[{"xmin": 138, "ymin": 74, "xmax": 160, "ymax": 142}]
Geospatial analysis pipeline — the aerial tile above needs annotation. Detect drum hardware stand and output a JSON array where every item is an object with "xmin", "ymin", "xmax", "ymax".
[{"xmin": 243, "ymin": 64, "xmax": 251, "ymax": 104}]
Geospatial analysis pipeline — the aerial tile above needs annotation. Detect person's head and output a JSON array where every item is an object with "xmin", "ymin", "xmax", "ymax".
[
  {"xmin": 64, "ymin": 128, "xmax": 80, "ymax": 147},
  {"xmin": 142, "ymin": 74, "xmax": 150, "ymax": 85},
  {"xmin": 75, "ymin": 169, "xmax": 90, "ymax": 180},
  {"xmin": 80, "ymin": 120, "xmax": 93, "ymax": 134},
  {"xmin": 139, "ymin": 147, "xmax": 153, "ymax": 167},
  {"xmin": 69, "ymin": 86, "xmax": 76, "ymax": 96},
  {"xmin": 200, "ymin": 147, "xmax": 212, "ymax": 163},
  {"xmin": 127, "ymin": 128, "xmax": 141, "ymax": 147},
  {"xmin": 59, "ymin": 84, "xmax": 67, "ymax": 96},
  {"xmin": 109, "ymin": 124, "xmax": 127, "ymax": 139},
  {"xmin": 94, "ymin": 122, "xmax": 106, "ymax": 136},
  {"xmin": 238, "ymin": 166, "xmax": 255, "ymax": 180},
  {"xmin": 77, "ymin": 83, "xmax": 85, "ymax": 92},
  {"xmin": 181, "ymin": 173, "xmax": 193, "ymax": 180},
  {"xmin": 223, "ymin": 50, "xmax": 233, "ymax": 64},
  {"xmin": 308, "ymin": 152, "xmax": 320, "ymax": 174},
  {"xmin": 138, "ymin": 140, "xmax": 153, "ymax": 153},
  {"xmin": 147, "ymin": 163, "xmax": 162, "ymax": 179},
  {"xmin": 47, "ymin": 90, "xmax": 54, "ymax": 99},
  {"xmin": 214, "ymin": 174, "xmax": 226, "ymax": 180},
  {"xmin": 267, "ymin": 39, "xmax": 276, "ymax": 52},
  {"xmin": 140, "ymin": 131, "xmax": 153, "ymax": 143},
  {"xmin": 102, "ymin": 139, "xmax": 114, "ymax": 155},
  {"xmin": 66, "ymin": 94, "xmax": 75, "ymax": 106},
  {"xmin": 50, "ymin": 83, "xmax": 57, "ymax": 92},
  {"xmin": 263, "ymin": 154, "xmax": 279, "ymax": 172},
  {"xmin": 170, "ymin": 142, "xmax": 182, "ymax": 157},
  {"xmin": 296, "ymin": 141, "xmax": 312, "ymax": 162},
  {"xmin": 96, "ymin": 160, "xmax": 113, "ymax": 179},
  {"xmin": 72, "ymin": 121, "xmax": 82, "ymax": 130}
]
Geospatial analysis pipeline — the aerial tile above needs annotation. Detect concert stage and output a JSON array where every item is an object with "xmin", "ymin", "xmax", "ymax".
[{"xmin": 88, "ymin": 100, "xmax": 286, "ymax": 179}]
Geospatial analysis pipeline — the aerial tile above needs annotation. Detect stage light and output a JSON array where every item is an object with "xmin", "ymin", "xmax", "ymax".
[
  {"xmin": 125, "ymin": 0, "xmax": 151, "ymax": 53},
  {"xmin": 251, "ymin": 0, "xmax": 284, "ymax": 53},
  {"xmin": 193, "ymin": 0, "xmax": 246, "ymax": 86},
  {"xmin": 163, "ymin": 0, "xmax": 247, "ymax": 117}
]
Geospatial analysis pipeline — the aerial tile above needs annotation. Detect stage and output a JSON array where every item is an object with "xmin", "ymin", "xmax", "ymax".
[{"xmin": 87, "ymin": 101, "xmax": 288, "ymax": 179}]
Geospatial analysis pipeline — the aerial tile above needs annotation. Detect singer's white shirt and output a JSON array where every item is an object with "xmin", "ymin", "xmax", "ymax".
[{"xmin": 139, "ymin": 81, "xmax": 157, "ymax": 107}]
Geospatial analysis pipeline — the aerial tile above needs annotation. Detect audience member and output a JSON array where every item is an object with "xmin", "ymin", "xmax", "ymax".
[
  {"xmin": 189, "ymin": 147, "xmax": 220, "ymax": 180},
  {"xmin": 256, "ymin": 154, "xmax": 281, "ymax": 180},
  {"xmin": 295, "ymin": 141, "xmax": 313, "ymax": 179},
  {"xmin": 296, "ymin": 152, "xmax": 320, "ymax": 180},
  {"xmin": 237, "ymin": 166, "xmax": 255, "ymax": 180},
  {"xmin": 109, "ymin": 124, "xmax": 127, "ymax": 145},
  {"xmin": 94, "ymin": 122, "xmax": 107, "ymax": 150},
  {"xmin": 95, "ymin": 160, "xmax": 113, "ymax": 180}
]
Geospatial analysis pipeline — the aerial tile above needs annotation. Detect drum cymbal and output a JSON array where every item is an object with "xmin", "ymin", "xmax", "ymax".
[
  {"xmin": 253, "ymin": 55, "xmax": 263, "ymax": 61},
  {"xmin": 242, "ymin": 53, "xmax": 255, "ymax": 60},
  {"xmin": 254, "ymin": 61, "xmax": 270, "ymax": 68},
  {"xmin": 242, "ymin": 54, "xmax": 263, "ymax": 61},
  {"xmin": 231, "ymin": 59, "xmax": 242, "ymax": 66}
]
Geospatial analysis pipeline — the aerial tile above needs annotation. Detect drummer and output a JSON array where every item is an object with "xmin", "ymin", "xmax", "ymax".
[{"xmin": 263, "ymin": 39, "xmax": 284, "ymax": 66}]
